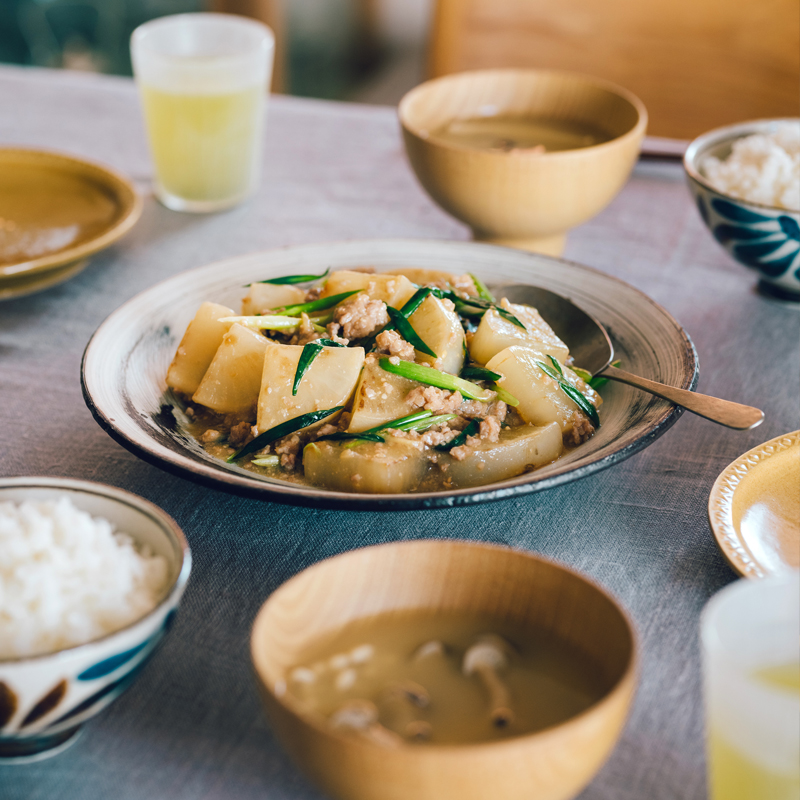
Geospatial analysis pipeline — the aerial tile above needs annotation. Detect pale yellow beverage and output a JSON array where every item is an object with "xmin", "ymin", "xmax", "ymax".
[
  {"xmin": 702, "ymin": 575, "xmax": 800, "ymax": 800},
  {"xmin": 131, "ymin": 14, "xmax": 273, "ymax": 212},
  {"xmin": 140, "ymin": 85, "xmax": 263, "ymax": 206},
  {"xmin": 709, "ymin": 664, "xmax": 800, "ymax": 800}
]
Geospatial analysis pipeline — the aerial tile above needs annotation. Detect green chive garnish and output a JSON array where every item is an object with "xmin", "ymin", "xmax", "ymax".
[
  {"xmin": 561, "ymin": 385, "xmax": 601, "ymax": 428},
  {"xmin": 435, "ymin": 291, "xmax": 526, "ymax": 330},
  {"xmin": 547, "ymin": 354, "xmax": 564, "ymax": 376},
  {"xmin": 227, "ymin": 406, "xmax": 344, "ymax": 462},
  {"xmin": 276, "ymin": 290, "xmax": 361, "ymax": 317},
  {"xmin": 436, "ymin": 419, "xmax": 480, "ymax": 451},
  {"xmin": 460, "ymin": 365, "xmax": 502, "ymax": 382},
  {"xmin": 292, "ymin": 343, "xmax": 323, "ymax": 395},
  {"xmin": 535, "ymin": 360, "xmax": 600, "ymax": 428},
  {"xmin": 385, "ymin": 306, "xmax": 437, "ymax": 358},
  {"xmin": 379, "ymin": 358, "xmax": 493, "ymax": 401},
  {"xmin": 250, "ymin": 268, "xmax": 330, "ymax": 286},
  {"xmin": 315, "ymin": 338, "xmax": 345, "ymax": 347},
  {"xmin": 469, "ymin": 273, "xmax": 495, "ymax": 303}
]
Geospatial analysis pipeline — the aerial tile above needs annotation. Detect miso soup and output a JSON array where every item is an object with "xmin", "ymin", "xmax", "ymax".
[
  {"xmin": 430, "ymin": 116, "xmax": 612, "ymax": 153},
  {"xmin": 283, "ymin": 610, "xmax": 606, "ymax": 745}
]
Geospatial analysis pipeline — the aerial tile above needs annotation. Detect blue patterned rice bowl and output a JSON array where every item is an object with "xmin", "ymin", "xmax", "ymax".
[
  {"xmin": 0, "ymin": 478, "xmax": 191, "ymax": 762},
  {"xmin": 684, "ymin": 118, "xmax": 800, "ymax": 299}
]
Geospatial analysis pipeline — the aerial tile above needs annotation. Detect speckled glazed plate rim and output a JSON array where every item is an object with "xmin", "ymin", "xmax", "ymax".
[
  {"xmin": 708, "ymin": 430, "xmax": 800, "ymax": 578},
  {"xmin": 0, "ymin": 148, "xmax": 143, "ymax": 280},
  {"xmin": 81, "ymin": 239, "xmax": 698, "ymax": 510}
]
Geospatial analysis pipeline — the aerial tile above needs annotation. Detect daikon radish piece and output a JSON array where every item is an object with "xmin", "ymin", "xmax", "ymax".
[
  {"xmin": 192, "ymin": 323, "xmax": 267, "ymax": 414},
  {"xmin": 166, "ymin": 302, "xmax": 234, "ymax": 396},
  {"xmin": 303, "ymin": 437, "xmax": 428, "ymax": 493},
  {"xmin": 319, "ymin": 270, "xmax": 416, "ymax": 309},
  {"xmin": 257, "ymin": 342, "xmax": 364, "ymax": 433},
  {"xmin": 469, "ymin": 303, "xmax": 570, "ymax": 366}
]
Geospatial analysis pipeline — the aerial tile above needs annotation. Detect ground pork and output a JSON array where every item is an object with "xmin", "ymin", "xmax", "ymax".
[
  {"xmin": 387, "ymin": 424, "xmax": 461, "ymax": 448},
  {"xmin": 564, "ymin": 411, "xmax": 595, "ymax": 446},
  {"xmin": 329, "ymin": 293, "xmax": 389, "ymax": 340},
  {"xmin": 304, "ymin": 286, "xmax": 322, "ymax": 302},
  {"xmin": 375, "ymin": 329, "xmax": 415, "ymax": 360},
  {"xmin": 460, "ymin": 400, "xmax": 508, "ymax": 420},
  {"xmin": 228, "ymin": 420, "xmax": 253, "ymax": 447},
  {"xmin": 406, "ymin": 386, "xmax": 464, "ymax": 414},
  {"xmin": 274, "ymin": 433, "xmax": 303, "ymax": 470},
  {"xmin": 478, "ymin": 415, "xmax": 501, "ymax": 443},
  {"xmin": 200, "ymin": 429, "xmax": 222, "ymax": 444},
  {"xmin": 290, "ymin": 313, "xmax": 320, "ymax": 346}
]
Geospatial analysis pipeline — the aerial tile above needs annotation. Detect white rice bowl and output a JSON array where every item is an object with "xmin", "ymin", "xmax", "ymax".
[
  {"xmin": 701, "ymin": 121, "xmax": 800, "ymax": 211},
  {"xmin": 0, "ymin": 497, "xmax": 169, "ymax": 659}
]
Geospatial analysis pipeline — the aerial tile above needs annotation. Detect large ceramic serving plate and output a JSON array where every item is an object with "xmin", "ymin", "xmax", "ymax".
[
  {"xmin": 81, "ymin": 239, "xmax": 697, "ymax": 510},
  {"xmin": 0, "ymin": 149, "xmax": 142, "ymax": 300},
  {"xmin": 708, "ymin": 430, "xmax": 800, "ymax": 578}
]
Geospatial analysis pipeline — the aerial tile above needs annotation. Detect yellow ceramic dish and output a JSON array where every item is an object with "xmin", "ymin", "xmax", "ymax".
[
  {"xmin": 708, "ymin": 431, "xmax": 800, "ymax": 578},
  {"xmin": 0, "ymin": 149, "xmax": 142, "ymax": 296}
]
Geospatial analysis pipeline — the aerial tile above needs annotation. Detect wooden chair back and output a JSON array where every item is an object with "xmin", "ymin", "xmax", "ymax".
[{"xmin": 429, "ymin": 0, "xmax": 800, "ymax": 140}]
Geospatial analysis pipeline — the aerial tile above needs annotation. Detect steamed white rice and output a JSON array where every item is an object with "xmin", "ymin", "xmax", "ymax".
[
  {"xmin": 0, "ymin": 497, "xmax": 169, "ymax": 659},
  {"xmin": 700, "ymin": 122, "xmax": 800, "ymax": 211}
]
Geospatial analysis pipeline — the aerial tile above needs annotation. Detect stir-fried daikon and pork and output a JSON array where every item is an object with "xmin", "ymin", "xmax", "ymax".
[{"xmin": 165, "ymin": 267, "xmax": 603, "ymax": 493}]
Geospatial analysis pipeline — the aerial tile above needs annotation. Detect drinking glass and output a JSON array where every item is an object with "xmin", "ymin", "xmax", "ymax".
[
  {"xmin": 701, "ymin": 572, "xmax": 800, "ymax": 800},
  {"xmin": 131, "ymin": 13, "xmax": 274, "ymax": 212}
]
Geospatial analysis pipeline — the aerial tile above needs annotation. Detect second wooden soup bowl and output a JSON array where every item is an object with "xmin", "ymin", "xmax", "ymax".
[
  {"xmin": 399, "ymin": 69, "xmax": 647, "ymax": 256},
  {"xmin": 251, "ymin": 540, "xmax": 637, "ymax": 800}
]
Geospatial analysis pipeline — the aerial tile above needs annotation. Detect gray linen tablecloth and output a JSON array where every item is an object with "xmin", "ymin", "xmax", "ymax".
[{"xmin": 0, "ymin": 65, "xmax": 797, "ymax": 800}]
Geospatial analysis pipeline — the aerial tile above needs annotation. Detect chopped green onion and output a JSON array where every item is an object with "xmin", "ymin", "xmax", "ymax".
[
  {"xmin": 399, "ymin": 287, "xmax": 433, "ymax": 318},
  {"xmin": 436, "ymin": 419, "xmax": 480, "ymax": 451},
  {"xmin": 561, "ymin": 384, "xmax": 601, "ymax": 428},
  {"xmin": 251, "ymin": 455, "xmax": 280, "ymax": 467},
  {"xmin": 536, "ymin": 360, "xmax": 599, "ymax": 428},
  {"xmin": 460, "ymin": 365, "xmax": 502, "ymax": 382},
  {"xmin": 589, "ymin": 361, "xmax": 620, "ymax": 390},
  {"xmin": 316, "ymin": 431, "xmax": 385, "ymax": 443},
  {"xmin": 250, "ymin": 268, "xmax": 330, "ymax": 286},
  {"xmin": 438, "ymin": 290, "xmax": 526, "ymax": 330},
  {"xmin": 315, "ymin": 338, "xmax": 345, "ymax": 348},
  {"xmin": 572, "ymin": 366, "xmax": 593, "ymax": 383},
  {"xmin": 276, "ymin": 290, "xmax": 361, "ymax": 317},
  {"xmin": 399, "ymin": 413, "xmax": 458, "ymax": 432},
  {"xmin": 227, "ymin": 406, "xmax": 343, "ymax": 462},
  {"xmin": 292, "ymin": 343, "xmax": 323, "ymax": 395},
  {"xmin": 217, "ymin": 315, "xmax": 301, "ymax": 331},
  {"xmin": 356, "ymin": 411, "xmax": 432, "ymax": 437},
  {"xmin": 379, "ymin": 358, "xmax": 493, "ymax": 401},
  {"xmin": 385, "ymin": 306, "xmax": 437, "ymax": 358},
  {"xmin": 492, "ymin": 384, "xmax": 519, "ymax": 407},
  {"xmin": 469, "ymin": 273, "xmax": 495, "ymax": 302}
]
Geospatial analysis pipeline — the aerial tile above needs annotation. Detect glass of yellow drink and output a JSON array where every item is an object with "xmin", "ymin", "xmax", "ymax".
[
  {"xmin": 701, "ymin": 572, "xmax": 800, "ymax": 800},
  {"xmin": 131, "ymin": 13, "xmax": 273, "ymax": 212}
]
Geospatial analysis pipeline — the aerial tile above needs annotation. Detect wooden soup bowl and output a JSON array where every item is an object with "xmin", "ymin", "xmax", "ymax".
[
  {"xmin": 399, "ymin": 69, "xmax": 647, "ymax": 256},
  {"xmin": 251, "ymin": 540, "xmax": 637, "ymax": 800}
]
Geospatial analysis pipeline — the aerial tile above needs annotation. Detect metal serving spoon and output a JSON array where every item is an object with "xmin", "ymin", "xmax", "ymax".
[{"xmin": 500, "ymin": 284, "xmax": 764, "ymax": 430}]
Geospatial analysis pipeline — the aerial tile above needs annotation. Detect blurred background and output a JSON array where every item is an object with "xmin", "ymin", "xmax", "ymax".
[
  {"xmin": 0, "ymin": 0, "xmax": 431, "ymax": 104},
  {"xmin": 0, "ymin": 0, "xmax": 797, "ymax": 138}
]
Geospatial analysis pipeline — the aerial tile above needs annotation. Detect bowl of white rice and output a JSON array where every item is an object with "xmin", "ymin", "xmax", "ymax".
[
  {"xmin": 684, "ymin": 118, "xmax": 800, "ymax": 300},
  {"xmin": 0, "ymin": 477, "xmax": 191, "ymax": 762}
]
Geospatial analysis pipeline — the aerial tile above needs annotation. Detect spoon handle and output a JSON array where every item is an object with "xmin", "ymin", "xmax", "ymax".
[{"xmin": 602, "ymin": 365, "xmax": 764, "ymax": 430}]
